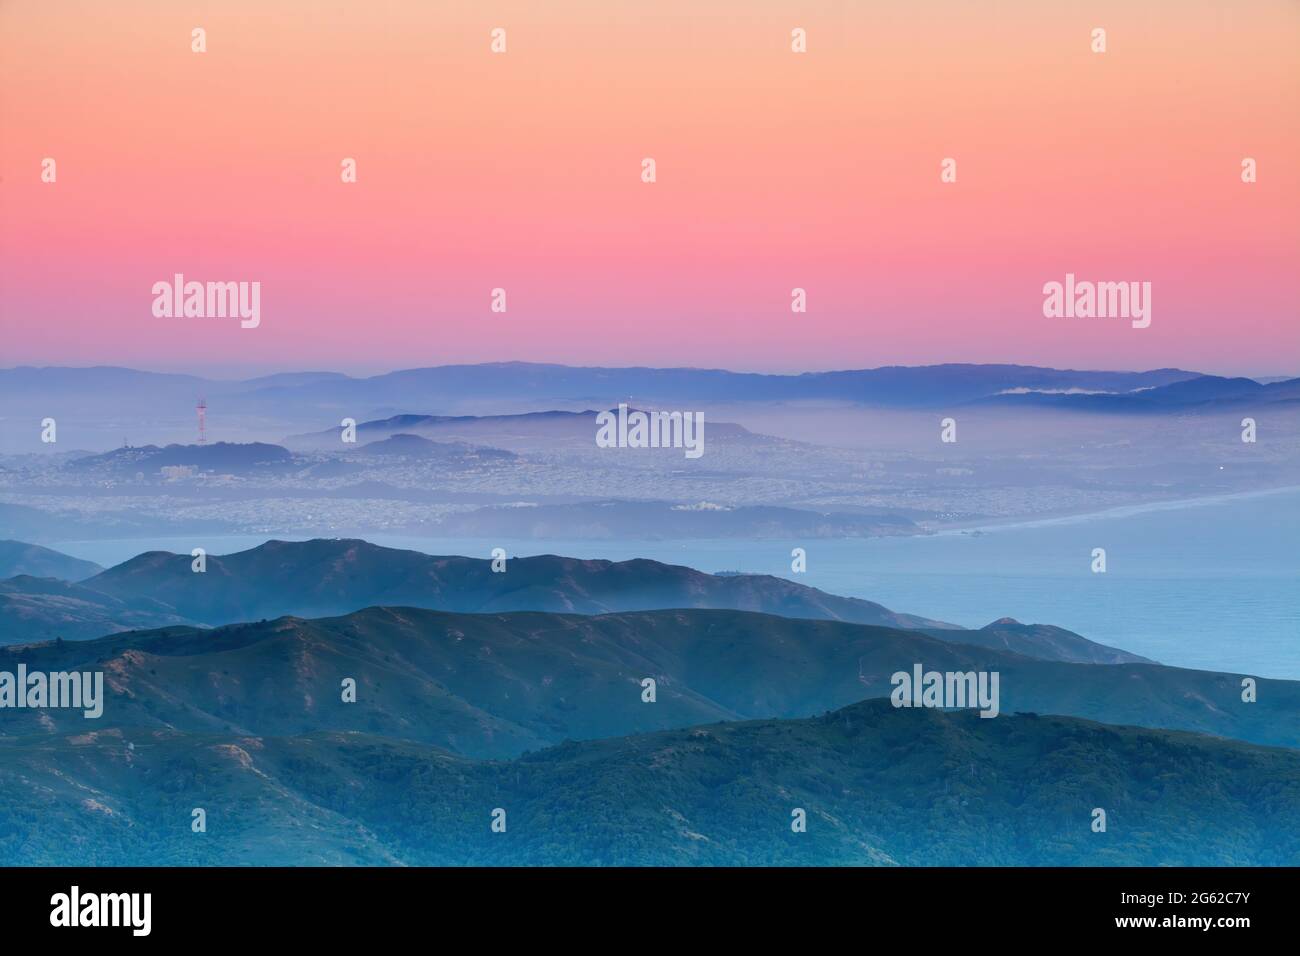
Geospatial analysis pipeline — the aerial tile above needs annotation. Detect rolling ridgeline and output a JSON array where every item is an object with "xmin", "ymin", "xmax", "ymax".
[
  {"xmin": 0, "ymin": 538, "xmax": 1295, "ymax": 865},
  {"xmin": 1, "ymin": 538, "xmax": 1142, "ymax": 665},
  {"xmin": 4, "ymin": 702, "xmax": 1299, "ymax": 866}
]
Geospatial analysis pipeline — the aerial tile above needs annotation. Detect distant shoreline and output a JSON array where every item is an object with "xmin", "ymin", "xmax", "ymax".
[
  {"xmin": 927, "ymin": 484, "xmax": 1300, "ymax": 537},
  {"xmin": 42, "ymin": 483, "xmax": 1300, "ymax": 565}
]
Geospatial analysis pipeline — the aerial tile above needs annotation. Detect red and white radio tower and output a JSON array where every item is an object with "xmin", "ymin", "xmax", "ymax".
[{"xmin": 196, "ymin": 398, "xmax": 207, "ymax": 445}]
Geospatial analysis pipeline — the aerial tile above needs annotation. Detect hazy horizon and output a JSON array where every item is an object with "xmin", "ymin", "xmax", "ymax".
[{"xmin": 4, "ymin": 358, "xmax": 1299, "ymax": 381}]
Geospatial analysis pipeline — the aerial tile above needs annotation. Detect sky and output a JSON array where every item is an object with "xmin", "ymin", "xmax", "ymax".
[{"xmin": 1, "ymin": 0, "xmax": 1297, "ymax": 377}]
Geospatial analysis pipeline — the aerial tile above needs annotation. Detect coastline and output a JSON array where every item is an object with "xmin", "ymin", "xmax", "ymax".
[{"xmin": 924, "ymin": 484, "xmax": 1300, "ymax": 537}]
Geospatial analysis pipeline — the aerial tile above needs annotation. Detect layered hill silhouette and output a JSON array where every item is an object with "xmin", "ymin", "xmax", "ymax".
[
  {"xmin": 2, "ymin": 537, "xmax": 1146, "ymax": 664},
  {"xmin": 3, "ymin": 699, "xmax": 1297, "ymax": 866},
  {"xmin": 2, "ymin": 363, "xmax": 1204, "ymax": 416},
  {"xmin": 0, "ymin": 575, "xmax": 196, "ymax": 642},
  {"xmin": 1, "ymin": 606, "xmax": 1286, "ymax": 756},
  {"xmin": 0, "ymin": 539, "xmax": 101, "ymax": 580},
  {"xmin": 67, "ymin": 441, "xmax": 294, "ymax": 476},
  {"xmin": 1, "ymin": 538, "xmax": 1146, "ymax": 663},
  {"xmin": 979, "ymin": 373, "xmax": 1300, "ymax": 412},
  {"xmin": 948, "ymin": 618, "xmax": 1145, "ymax": 663},
  {"xmin": 283, "ymin": 408, "xmax": 754, "ymax": 452},
  {"xmin": 78, "ymin": 538, "xmax": 959, "ymax": 629},
  {"xmin": 357, "ymin": 434, "xmax": 515, "ymax": 461}
]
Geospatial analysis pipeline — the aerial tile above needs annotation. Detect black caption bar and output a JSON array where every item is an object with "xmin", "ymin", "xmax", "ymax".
[{"xmin": 0, "ymin": 866, "xmax": 1287, "ymax": 943}]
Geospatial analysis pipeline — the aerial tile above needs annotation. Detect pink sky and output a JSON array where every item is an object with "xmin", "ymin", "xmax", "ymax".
[{"xmin": 2, "ymin": 0, "xmax": 1297, "ymax": 376}]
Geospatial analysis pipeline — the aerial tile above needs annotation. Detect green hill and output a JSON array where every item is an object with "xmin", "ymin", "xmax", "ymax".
[
  {"xmin": 65, "ymin": 537, "xmax": 1142, "ymax": 664},
  {"xmin": 2, "ymin": 700, "xmax": 1297, "ymax": 866},
  {"xmin": 1, "ymin": 607, "xmax": 1288, "ymax": 756}
]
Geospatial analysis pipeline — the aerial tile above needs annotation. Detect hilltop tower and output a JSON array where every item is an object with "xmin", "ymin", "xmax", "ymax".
[{"xmin": 196, "ymin": 398, "xmax": 207, "ymax": 445}]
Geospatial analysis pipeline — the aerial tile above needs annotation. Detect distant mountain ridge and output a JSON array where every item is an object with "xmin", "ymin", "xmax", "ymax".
[
  {"xmin": 1, "ymin": 362, "xmax": 1217, "ymax": 414},
  {"xmin": 6, "ymin": 363, "xmax": 1284, "ymax": 457},
  {"xmin": 250, "ymin": 362, "xmax": 1209, "ymax": 408},
  {"xmin": 0, "ymin": 575, "xmax": 196, "ymax": 641},
  {"xmin": 0, "ymin": 540, "xmax": 101, "ymax": 580},
  {"xmin": 977, "ymin": 374, "xmax": 1300, "ymax": 412}
]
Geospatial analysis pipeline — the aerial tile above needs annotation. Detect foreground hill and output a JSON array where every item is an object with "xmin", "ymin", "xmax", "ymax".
[
  {"xmin": 66, "ymin": 537, "xmax": 1143, "ymax": 664},
  {"xmin": 0, "ymin": 607, "xmax": 1286, "ymax": 755},
  {"xmin": 2, "ymin": 700, "xmax": 1297, "ymax": 866}
]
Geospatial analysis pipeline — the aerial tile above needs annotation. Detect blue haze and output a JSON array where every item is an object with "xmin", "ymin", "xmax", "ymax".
[{"xmin": 55, "ymin": 489, "xmax": 1300, "ymax": 679}]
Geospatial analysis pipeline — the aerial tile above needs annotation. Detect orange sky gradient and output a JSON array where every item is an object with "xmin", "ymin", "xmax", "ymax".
[{"xmin": 2, "ymin": 0, "xmax": 1297, "ymax": 376}]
